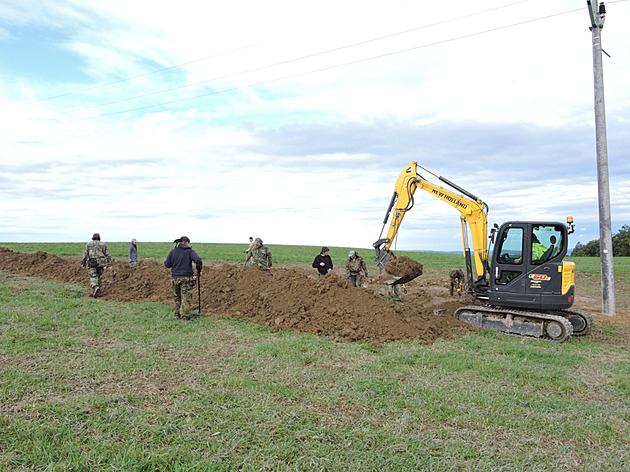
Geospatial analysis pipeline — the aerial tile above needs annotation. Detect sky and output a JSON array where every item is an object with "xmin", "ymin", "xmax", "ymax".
[{"xmin": 1, "ymin": 0, "xmax": 629, "ymax": 253}]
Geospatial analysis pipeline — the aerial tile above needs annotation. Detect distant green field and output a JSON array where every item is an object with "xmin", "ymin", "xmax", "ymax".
[
  {"xmin": 2, "ymin": 241, "xmax": 628, "ymax": 275},
  {"xmin": 0, "ymin": 242, "xmax": 469, "ymax": 270}
]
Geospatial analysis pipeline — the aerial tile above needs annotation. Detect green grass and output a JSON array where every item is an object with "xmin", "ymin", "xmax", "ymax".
[
  {"xmin": 1, "ymin": 244, "xmax": 629, "ymax": 471},
  {"xmin": 4, "ymin": 241, "xmax": 628, "ymax": 270},
  {"xmin": 0, "ymin": 241, "xmax": 474, "ymax": 269},
  {"xmin": 566, "ymin": 255, "xmax": 630, "ymax": 275}
]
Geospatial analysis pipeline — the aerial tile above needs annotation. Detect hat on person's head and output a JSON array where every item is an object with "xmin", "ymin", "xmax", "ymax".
[
  {"xmin": 255, "ymin": 238, "xmax": 263, "ymax": 245},
  {"xmin": 348, "ymin": 250, "xmax": 355, "ymax": 257},
  {"xmin": 92, "ymin": 233, "xmax": 101, "ymax": 240}
]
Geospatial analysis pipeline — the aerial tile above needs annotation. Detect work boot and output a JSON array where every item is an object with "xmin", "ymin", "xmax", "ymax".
[
  {"xmin": 93, "ymin": 286, "xmax": 100, "ymax": 297},
  {"xmin": 181, "ymin": 316, "xmax": 190, "ymax": 322},
  {"xmin": 174, "ymin": 312, "xmax": 181, "ymax": 320}
]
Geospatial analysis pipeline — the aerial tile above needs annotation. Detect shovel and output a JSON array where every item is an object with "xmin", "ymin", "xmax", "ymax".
[{"xmin": 196, "ymin": 268, "xmax": 203, "ymax": 315}]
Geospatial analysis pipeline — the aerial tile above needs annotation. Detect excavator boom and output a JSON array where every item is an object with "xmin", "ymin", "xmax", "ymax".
[{"xmin": 374, "ymin": 161, "xmax": 490, "ymax": 291}]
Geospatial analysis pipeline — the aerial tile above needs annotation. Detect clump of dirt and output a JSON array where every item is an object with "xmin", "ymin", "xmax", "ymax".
[
  {"xmin": 385, "ymin": 256, "xmax": 423, "ymax": 278},
  {"xmin": 0, "ymin": 247, "xmax": 479, "ymax": 345}
]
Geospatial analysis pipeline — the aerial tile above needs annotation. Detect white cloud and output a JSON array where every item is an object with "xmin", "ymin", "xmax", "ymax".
[{"xmin": 0, "ymin": 0, "xmax": 629, "ymax": 252}]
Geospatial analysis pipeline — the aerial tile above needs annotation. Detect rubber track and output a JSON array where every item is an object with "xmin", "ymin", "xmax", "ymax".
[
  {"xmin": 557, "ymin": 308, "xmax": 594, "ymax": 336},
  {"xmin": 454, "ymin": 305, "xmax": 574, "ymax": 343}
]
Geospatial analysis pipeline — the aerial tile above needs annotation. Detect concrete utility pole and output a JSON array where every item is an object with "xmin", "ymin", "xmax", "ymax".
[{"xmin": 587, "ymin": 0, "xmax": 616, "ymax": 316}]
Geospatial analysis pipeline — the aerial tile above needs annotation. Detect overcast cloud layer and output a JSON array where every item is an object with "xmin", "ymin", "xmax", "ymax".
[{"xmin": 1, "ymin": 0, "xmax": 629, "ymax": 252}]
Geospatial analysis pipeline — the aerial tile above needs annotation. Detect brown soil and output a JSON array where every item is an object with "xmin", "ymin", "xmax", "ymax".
[
  {"xmin": 384, "ymin": 256, "xmax": 423, "ymax": 278},
  {"xmin": 0, "ymin": 247, "xmax": 473, "ymax": 345},
  {"xmin": 1, "ymin": 247, "xmax": 628, "ymax": 346}
]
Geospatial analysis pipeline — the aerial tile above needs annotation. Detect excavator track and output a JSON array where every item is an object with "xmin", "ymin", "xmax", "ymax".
[
  {"xmin": 556, "ymin": 308, "xmax": 594, "ymax": 336},
  {"xmin": 454, "ymin": 305, "xmax": 574, "ymax": 343}
]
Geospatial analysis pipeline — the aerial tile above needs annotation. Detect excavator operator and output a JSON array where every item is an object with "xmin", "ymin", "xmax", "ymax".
[{"xmin": 531, "ymin": 235, "xmax": 548, "ymax": 261}]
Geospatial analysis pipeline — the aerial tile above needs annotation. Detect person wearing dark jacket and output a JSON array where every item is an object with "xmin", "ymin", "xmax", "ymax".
[
  {"xmin": 312, "ymin": 247, "xmax": 333, "ymax": 275},
  {"xmin": 164, "ymin": 236, "xmax": 203, "ymax": 321},
  {"xmin": 128, "ymin": 238, "xmax": 138, "ymax": 265}
]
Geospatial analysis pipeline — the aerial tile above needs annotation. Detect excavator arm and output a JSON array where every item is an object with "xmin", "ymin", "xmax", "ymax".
[{"xmin": 374, "ymin": 161, "xmax": 490, "ymax": 294}]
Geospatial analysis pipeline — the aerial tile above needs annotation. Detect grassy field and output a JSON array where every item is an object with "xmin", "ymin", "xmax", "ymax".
[
  {"xmin": 1, "ymin": 243, "xmax": 629, "ymax": 471},
  {"xmin": 0, "ymin": 241, "xmax": 473, "ymax": 265}
]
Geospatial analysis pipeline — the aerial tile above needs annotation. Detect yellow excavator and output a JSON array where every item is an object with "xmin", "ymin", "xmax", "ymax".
[{"xmin": 374, "ymin": 161, "xmax": 593, "ymax": 342}]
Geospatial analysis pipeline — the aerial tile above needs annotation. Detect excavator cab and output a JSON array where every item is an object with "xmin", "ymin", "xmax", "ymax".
[{"xmin": 488, "ymin": 221, "xmax": 575, "ymax": 311}]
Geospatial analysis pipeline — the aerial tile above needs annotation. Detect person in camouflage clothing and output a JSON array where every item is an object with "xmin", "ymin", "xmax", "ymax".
[
  {"xmin": 449, "ymin": 268, "xmax": 464, "ymax": 296},
  {"xmin": 164, "ymin": 236, "xmax": 203, "ymax": 322},
  {"xmin": 81, "ymin": 233, "xmax": 112, "ymax": 297},
  {"xmin": 346, "ymin": 250, "xmax": 368, "ymax": 287},
  {"xmin": 247, "ymin": 237, "xmax": 272, "ymax": 272}
]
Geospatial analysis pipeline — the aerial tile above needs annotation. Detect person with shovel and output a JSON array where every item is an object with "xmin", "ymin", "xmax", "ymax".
[
  {"xmin": 449, "ymin": 268, "xmax": 464, "ymax": 296},
  {"xmin": 164, "ymin": 236, "xmax": 203, "ymax": 322},
  {"xmin": 246, "ymin": 237, "xmax": 272, "ymax": 273}
]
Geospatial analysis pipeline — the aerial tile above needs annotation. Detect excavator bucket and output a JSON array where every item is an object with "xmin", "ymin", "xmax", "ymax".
[
  {"xmin": 385, "ymin": 273, "xmax": 418, "ymax": 286},
  {"xmin": 383, "ymin": 256, "xmax": 423, "ymax": 285}
]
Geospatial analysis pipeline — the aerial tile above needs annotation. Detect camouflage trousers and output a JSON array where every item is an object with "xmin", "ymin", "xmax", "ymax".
[
  {"xmin": 172, "ymin": 277, "xmax": 194, "ymax": 317},
  {"xmin": 450, "ymin": 277, "xmax": 462, "ymax": 296},
  {"xmin": 385, "ymin": 283, "xmax": 402, "ymax": 302},
  {"xmin": 349, "ymin": 273, "xmax": 362, "ymax": 287},
  {"xmin": 88, "ymin": 267, "xmax": 105, "ymax": 288}
]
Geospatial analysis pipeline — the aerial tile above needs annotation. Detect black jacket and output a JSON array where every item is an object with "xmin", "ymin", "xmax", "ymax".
[
  {"xmin": 312, "ymin": 254, "xmax": 333, "ymax": 275},
  {"xmin": 164, "ymin": 244, "xmax": 202, "ymax": 278}
]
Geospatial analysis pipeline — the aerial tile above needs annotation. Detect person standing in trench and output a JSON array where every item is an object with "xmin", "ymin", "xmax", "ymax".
[
  {"xmin": 81, "ymin": 232, "xmax": 112, "ymax": 297},
  {"xmin": 164, "ymin": 236, "xmax": 203, "ymax": 322}
]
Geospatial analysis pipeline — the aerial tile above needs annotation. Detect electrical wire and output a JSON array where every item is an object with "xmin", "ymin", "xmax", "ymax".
[
  {"xmin": 56, "ymin": 7, "xmax": 583, "ymax": 124},
  {"xmin": 28, "ymin": 0, "xmax": 418, "ymax": 104},
  {"xmin": 43, "ymin": 0, "xmax": 537, "ymax": 110}
]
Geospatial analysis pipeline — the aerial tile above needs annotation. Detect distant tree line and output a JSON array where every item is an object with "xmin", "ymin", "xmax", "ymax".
[{"xmin": 571, "ymin": 225, "xmax": 630, "ymax": 256}]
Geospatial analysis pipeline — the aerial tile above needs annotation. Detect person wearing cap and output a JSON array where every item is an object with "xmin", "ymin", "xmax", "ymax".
[
  {"xmin": 246, "ymin": 237, "xmax": 272, "ymax": 272},
  {"xmin": 81, "ymin": 232, "xmax": 112, "ymax": 297},
  {"xmin": 128, "ymin": 238, "xmax": 138, "ymax": 265},
  {"xmin": 345, "ymin": 250, "xmax": 368, "ymax": 287},
  {"xmin": 312, "ymin": 247, "xmax": 333, "ymax": 276},
  {"xmin": 164, "ymin": 236, "xmax": 203, "ymax": 321}
]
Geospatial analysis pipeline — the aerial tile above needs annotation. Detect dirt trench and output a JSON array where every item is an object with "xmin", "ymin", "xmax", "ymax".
[{"xmin": 0, "ymin": 248, "xmax": 477, "ymax": 345}]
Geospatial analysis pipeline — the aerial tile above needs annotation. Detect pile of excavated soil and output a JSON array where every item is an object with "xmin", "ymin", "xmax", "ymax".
[
  {"xmin": 0, "ymin": 247, "xmax": 474, "ymax": 345},
  {"xmin": 385, "ymin": 256, "xmax": 423, "ymax": 278}
]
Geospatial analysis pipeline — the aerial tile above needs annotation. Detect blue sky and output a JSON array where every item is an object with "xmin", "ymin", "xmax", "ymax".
[{"xmin": 1, "ymin": 0, "xmax": 629, "ymax": 252}]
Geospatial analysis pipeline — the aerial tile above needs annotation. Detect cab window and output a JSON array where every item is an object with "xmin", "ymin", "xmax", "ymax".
[
  {"xmin": 531, "ymin": 225, "xmax": 563, "ymax": 265},
  {"xmin": 496, "ymin": 227, "xmax": 523, "ymax": 265},
  {"xmin": 494, "ymin": 227, "xmax": 523, "ymax": 285}
]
